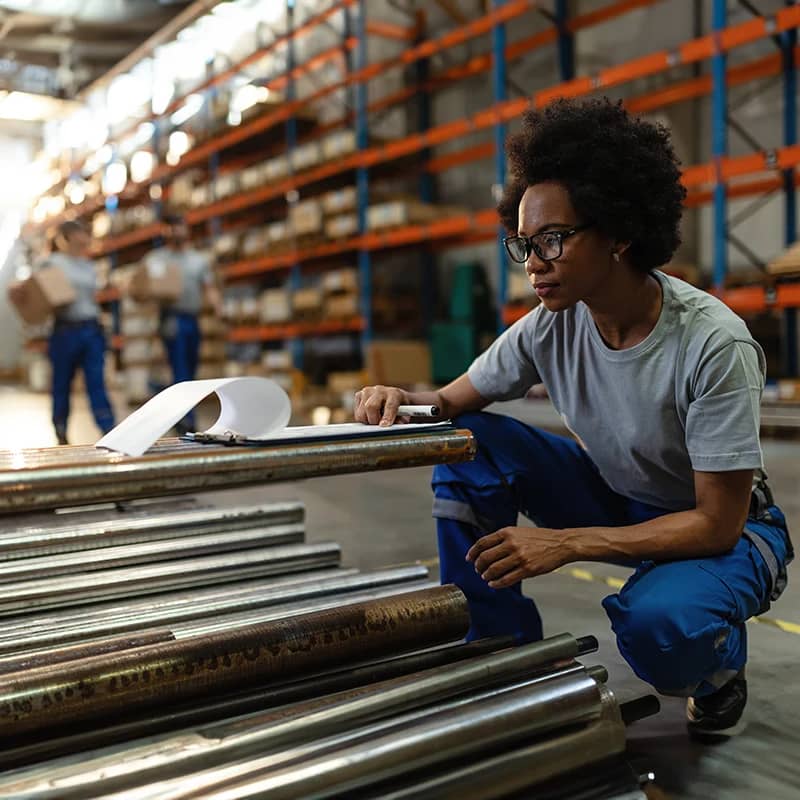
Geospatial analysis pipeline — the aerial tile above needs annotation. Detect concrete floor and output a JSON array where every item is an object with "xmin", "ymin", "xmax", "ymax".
[{"xmin": 3, "ymin": 386, "xmax": 800, "ymax": 798}]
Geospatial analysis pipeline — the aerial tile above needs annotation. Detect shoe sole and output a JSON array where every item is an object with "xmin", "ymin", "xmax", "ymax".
[{"xmin": 687, "ymin": 698, "xmax": 747, "ymax": 739}]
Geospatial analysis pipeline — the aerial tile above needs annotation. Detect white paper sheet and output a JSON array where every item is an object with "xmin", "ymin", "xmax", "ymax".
[{"xmin": 96, "ymin": 377, "xmax": 291, "ymax": 456}]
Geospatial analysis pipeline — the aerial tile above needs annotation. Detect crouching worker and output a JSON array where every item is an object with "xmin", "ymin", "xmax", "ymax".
[{"xmin": 354, "ymin": 98, "xmax": 792, "ymax": 739}]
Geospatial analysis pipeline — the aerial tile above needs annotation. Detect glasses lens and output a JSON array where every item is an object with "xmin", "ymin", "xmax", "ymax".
[
  {"xmin": 535, "ymin": 232, "xmax": 562, "ymax": 261},
  {"xmin": 505, "ymin": 237, "xmax": 528, "ymax": 263}
]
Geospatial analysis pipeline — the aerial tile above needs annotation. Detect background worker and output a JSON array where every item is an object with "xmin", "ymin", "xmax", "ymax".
[
  {"xmin": 46, "ymin": 220, "xmax": 115, "ymax": 445},
  {"xmin": 355, "ymin": 98, "xmax": 792, "ymax": 740},
  {"xmin": 144, "ymin": 214, "xmax": 220, "ymax": 434}
]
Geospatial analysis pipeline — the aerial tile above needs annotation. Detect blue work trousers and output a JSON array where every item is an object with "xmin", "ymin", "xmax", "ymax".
[
  {"xmin": 432, "ymin": 412, "xmax": 792, "ymax": 697},
  {"xmin": 48, "ymin": 321, "xmax": 115, "ymax": 436},
  {"xmin": 161, "ymin": 312, "xmax": 201, "ymax": 429}
]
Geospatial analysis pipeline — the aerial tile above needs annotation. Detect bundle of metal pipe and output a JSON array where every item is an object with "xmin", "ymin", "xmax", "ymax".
[
  {"xmin": 0, "ymin": 429, "xmax": 475, "ymax": 513},
  {"xmin": 0, "ymin": 634, "xmax": 657, "ymax": 799}
]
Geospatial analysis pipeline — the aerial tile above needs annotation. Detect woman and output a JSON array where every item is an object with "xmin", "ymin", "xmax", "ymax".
[
  {"xmin": 47, "ymin": 220, "xmax": 115, "ymax": 445},
  {"xmin": 355, "ymin": 98, "xmax": 792, "ymax": 739}
]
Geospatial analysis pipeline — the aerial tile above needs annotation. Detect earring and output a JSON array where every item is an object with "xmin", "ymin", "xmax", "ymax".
[{"xmin": 612, "ymin": 252, "xmax": 620, "ymax": 262}]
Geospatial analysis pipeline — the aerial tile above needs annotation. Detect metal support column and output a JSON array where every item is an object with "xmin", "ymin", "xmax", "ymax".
[
  {"xmin": 781, "ymin": 1, "xmax": 798, "ymax": 376},
  {"xmin": 286, "ymin": 0, "xmax": 303, "ymax": 369},
  {"xmin": 355, "ymin": 0, "xmax": 372, "ymax": 348},
  {"xmin": 492, "ymin": 0, "xmax": 508, "ymax": 334},
  {"xmin": 555, "ymin": 0, "xmax": 575, "ymax": 81},
  {"xmin": 711, "ymin": 0, "xmax": 728, "ymax": 289}
]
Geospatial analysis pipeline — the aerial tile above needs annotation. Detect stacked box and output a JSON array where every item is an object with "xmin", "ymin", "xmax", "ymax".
[
  {"xmin": 289, "ymin": 142, "xmax": 321, "ymax": 173},
  {"xmin": 292, "ymin": 287, "xmax": 323, "ymax": 318},
  {"xmin": 289, "ymin": 199, "xmax": 323, "ymax": 236},
  {"xmin": 325, "ymin": 214, "xmax": 358, "ymax": 239},
  {"xmin": 321, "ymin": 187, "xmax": 357, "ymax": 215},
  {"xmin": 322, "ymin": 130, "xmax": 357, "ymax": 161},
  {"xmin": 259, "ymin": 288, "xmax": 292, "ymax": 323},
  {"xmin": 367, "ymin": 200, "xmax": 439, "ymax": 231}
]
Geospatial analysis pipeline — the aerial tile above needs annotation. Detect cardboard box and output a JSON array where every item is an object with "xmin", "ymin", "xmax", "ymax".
[
  {"xmin": 7, "ymin": 266, "xmax": 77, "ymax": 325},
  {"xmin": 366, "ymin": 341, "xmax": 432, "ymax": 386},
  {"xmin": 292, "ymin": 287, "xmax": 323, "ymax": 315},
  {"xmin": 262, "ymin": 349, "xmax": 293, "ymax": 372},
  {"xmin": 321, "ymin": 186, "xmax": 357, "ymax": 215},
  {"xmin": 322, "ymin": 129, "xmax": 356, "ymax": 161},
  {"xmin": 289, "ymin": 199, "xmax": 323, "ymax": 236},
  {"xmin": 322, "ymin": 268, "xmax": 358, "ymax": 294},
  {"xmin": 327, "ymin": 370, "xmax": 367, "ymax": 394},
  {"xmin": 367, "ymin": 200, "xmax": 439, "ymax": 231},
  {"xmin": 325, "ymin": 293, "xmax": 359, "ymax": 319},
  {"xmin": 289, "ymin": 141, "xmax": 320, "ymax": 173},
  {"xmin": 265, "ymin": 156, "xmax": 289, "ymax": 181},
  {"xmin": 260, "ymin": 289, "xmax": 292, "ymax": 323},
  {"xmin": 324, "ymin": 214, "xmax": 358, "ymax": 239},
  {"xmin": 767, "ymin": 242, "xmax": 800, "ymax": 277},
  {"xmin": 128, "ymin": 261, "xmax": 182, "ymax": 303}
]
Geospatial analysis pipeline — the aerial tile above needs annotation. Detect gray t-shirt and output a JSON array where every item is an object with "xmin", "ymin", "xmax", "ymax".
[
  {"xmin": 47, "ymin": 252, "xmax": 99, "ymax": 322},
  {"xmin": 145, "ymin": 247, "xmax": 213, "ymax": 315},
  {"xmin": 468, "ymin": 271, "xmax": 765, "ymax": 511}
]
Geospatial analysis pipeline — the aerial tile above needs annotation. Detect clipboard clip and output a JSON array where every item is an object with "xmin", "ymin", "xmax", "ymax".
[{"xmin": 183, "ymin": 430, "xmax": 246, "ymax": 446}]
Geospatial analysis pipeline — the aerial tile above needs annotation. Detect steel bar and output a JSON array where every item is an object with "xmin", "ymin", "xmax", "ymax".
[
  {"xmin": 0, "ymin": 645, "xmax": 596, "ymax": 798},
  {"xmin": 0, "ymin": 586, "xmax": 469, "ymax": 740},
  {"xmin": 0, "ymin": 637, "xmax": 516, "ymax": 771},
  {"xmin": 152, "ymin": 672, "xmax": 605, "ymax": 800},
  {"xmin": 0, "ymin": 567, "xmax": 428, "ymax": 655},
  {"xmin": 0, "ymin": 543, "xmax": 342, "ymax": 617},
  {"xmin": 96, "ymin": 667, "xmax": 596, "ymax": 800},
  {"xmin": 0, "ymin": 525, "xmax": 306, "ymax": 584},
  {"xmin": 0, "ymin": 502, "xmax": 305, "ymax": 560},
  {"xmin": 0, "ymin": 430, "xmax": 476, "ymax": 513},
  {"xmin": 0, "ymin": 631, "xmax": 176, "ymax": 676}
]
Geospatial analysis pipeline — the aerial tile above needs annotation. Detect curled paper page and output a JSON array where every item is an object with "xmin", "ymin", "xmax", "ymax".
[{"xmin": 96, "ymin": 377, "xmax": 291, "ymax": 456}]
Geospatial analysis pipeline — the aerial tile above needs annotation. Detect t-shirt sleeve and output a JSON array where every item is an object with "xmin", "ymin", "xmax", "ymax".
[
  {"xmin": 467, "ymin": 311, "xmax": 541, "ymax": 401},
  {"xmin": 685, "ymin": 339, "xmax": 765, "ymax": 472}
]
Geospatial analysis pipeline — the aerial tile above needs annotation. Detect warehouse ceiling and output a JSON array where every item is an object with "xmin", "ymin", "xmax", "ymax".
[{"xmin": 0, "ymin": 0, "xmax": 193, "ymax": 99}]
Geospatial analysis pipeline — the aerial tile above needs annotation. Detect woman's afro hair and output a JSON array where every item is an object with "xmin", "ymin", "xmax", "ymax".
[{"xmin": 498, "ymin": 97, "xmax": 686, "ymax": 272}]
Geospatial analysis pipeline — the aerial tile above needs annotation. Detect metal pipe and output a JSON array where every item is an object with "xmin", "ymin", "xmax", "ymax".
[
  {"xmin": 159, "ymin": 672, "xmax": 604, "ymax": 800},
  {"xmin": 0, "ymin": 586, "xmax": 469, "ymax": 740},
  {"xmin": 0, "ymin": 656, "xmax": 596, "ymax": 798},
  {"xmin": 0, "ymin": 568, "xmax": 428, "ymax": 655},
  {"xmin": 0, "ymin": 431, "xmax": 476, "ymax": 514},
  {"xmin": 0, "ymin": 630, "xmax": 176, "ymax": 675},
  {"xmin": 0, "ymin": 543, "xmax": 342, "ymax": 617},
  {"xmin": 0, "ymin": 525, "xmax": 306, "ymax": 584},
  {"xmin": 0, "ymin": 637, "xmax": 516, "ymax": 771},
  {"xmin": 0, "ymin": 502, "xmax": 305, "ymax": 560}
]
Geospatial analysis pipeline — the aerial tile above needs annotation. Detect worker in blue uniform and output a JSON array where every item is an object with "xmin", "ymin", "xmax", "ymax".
[
  {"xmin": 144, "ymin": 214, "xmax": 220, "ymax": 434},
  {"xmin": 355, "ymin": 98, "xmax": 792, "ymax": 740},
  {"xmin": 46, "ymin": 220, "xmax": 116, "ymax": 445}
]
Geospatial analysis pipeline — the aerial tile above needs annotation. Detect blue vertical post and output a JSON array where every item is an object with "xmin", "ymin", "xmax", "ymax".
[
  {"xmin": 711, "ymin": 0, "xmax": 728, "ymax": 290},
  {"xmin": 555, "ymin": 0, "xmax": 575, "ymax": 81},
  {"xmin": 492, "ymin": 0, "xmax": 507, "ymax": 334},
  {"xmin": 286, "ymin": 0, "xmax": 303, "ymax": 368},
  {"xmin": 355, "ymin": 0, "xmax": 372, "ymax": 347},
  {"xmin": 782, "ymin": 2, "xmax": 798, "ymax": 376}
]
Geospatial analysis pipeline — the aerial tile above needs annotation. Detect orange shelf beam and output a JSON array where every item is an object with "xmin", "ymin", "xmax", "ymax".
[
  {"xmin": 93, "ymin": 222, "xmax": 162, "ymax": 257},
  {"xmin": 228, "ymin": 318, "xmax": 365, "ymax": 343},
  {"xmin": 223, "ymin": 209, "xmax": 499, "ymax": 280},
  {"xmin": 365, "ymin": 20, "xmax": 417, "ymax": 42}
]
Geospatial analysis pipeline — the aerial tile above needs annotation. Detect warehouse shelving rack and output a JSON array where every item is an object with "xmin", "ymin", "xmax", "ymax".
[{"xmin": 30, "ymin": 0, "xmax": 800, "ymax": 375}]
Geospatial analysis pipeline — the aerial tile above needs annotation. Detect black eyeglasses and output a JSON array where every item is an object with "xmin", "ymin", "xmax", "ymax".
[{"xmin": 503, "ymin": 222, "xmax": 594, "ymax": 264}]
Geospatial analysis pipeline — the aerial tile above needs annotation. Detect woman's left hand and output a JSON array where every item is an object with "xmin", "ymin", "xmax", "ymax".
[{"xmin": 466, "ymin": 526, "xmax": 572, "ymax": 589}]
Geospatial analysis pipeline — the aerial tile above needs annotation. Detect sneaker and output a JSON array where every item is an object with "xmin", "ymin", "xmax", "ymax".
[
  {"xmin": 686, "ymin": 670, "xmax": 747, "ymax": 739},
  {"xmin": 55, "ymin": 427, "xmax": 69, "ymax": 446}
]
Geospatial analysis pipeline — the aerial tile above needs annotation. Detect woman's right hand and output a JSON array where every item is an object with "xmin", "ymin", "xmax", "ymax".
[{"xmin": 354, "ymin": 385, "xmax": 410, "ymax": 426}]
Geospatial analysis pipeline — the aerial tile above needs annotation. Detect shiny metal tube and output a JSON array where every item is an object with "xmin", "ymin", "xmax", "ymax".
[
  {"xmin": 153, "ymin": 671, "xmax": 604, "ymax": 800},
  {"xmin": 0, "ymin": 502, "xmax": 305, "ymax": 560},
  {"xmin": 0, "ymin": 646, "xmax": 592, "ymax": 798},
  {"xmin": 0, "ymin": 567, "xmax": 428, "ymax": 656},
  {"xmin": 0, "ymin": 630, "xmax": 175, "ymax": 675},
  {"xmin": 0, "ymin": 543, "xmax": 341, "ymax": 617},
  {"xmin": 0, "ymin": 586, "xmax": 469, "ymax": 740},
  {"xmin": 374, "ymin": 684, "xmax": 626, "ymax": 800},
  {"xmin": 0, "ymin": 525, "xmax": 305, "ymax": 584},
  {"xmin": 0, "ymin": 431, "xmax": 476, "ymax": 513},
  {"xmin": 0, "ymin": 637, "xmax": 516, "ymax": 771}
]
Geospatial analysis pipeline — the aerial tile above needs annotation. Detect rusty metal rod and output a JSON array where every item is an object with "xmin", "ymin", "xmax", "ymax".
[
  {"xmin": 0, "ymin": 525, "xmax": 306, "ymax": 584},
  {"xmin": 0, "ymin": 586, "xmax": 469, "ymax": 740},
  {"xmin": 0, "ymin": 431, "xmax": 476, "ymax": 513},
  {"xmin": 0, "ymin": 542, "xmax": 342, "ymax": 617},
  {"xmin": 0, "ymin": 630, "xmax": 176, "ymax": 675},
  {"xmin": 0, "ymin": 502, "xmax": 305, "ymax": 560}
]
